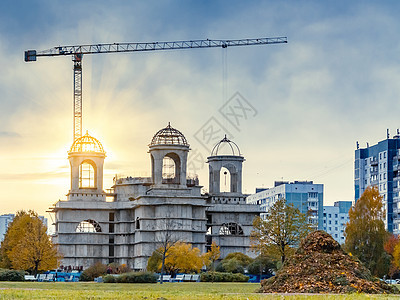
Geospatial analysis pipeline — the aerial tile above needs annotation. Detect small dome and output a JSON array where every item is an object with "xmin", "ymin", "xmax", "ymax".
[
  {"xmin": 211, "ymin": 135, "xmax": 241, "ymax": 156},
  {"xmin": 150, "ymin": 123, "xmax": 189, "ymax": 147},
  {"xmin": 69, "ymin": 131, "xmax": 105, "ymax": 154}
]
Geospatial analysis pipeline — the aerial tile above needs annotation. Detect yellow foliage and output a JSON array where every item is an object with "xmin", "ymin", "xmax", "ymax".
[
  {"xmin": 0, "ymin": 210, "xmax": 61, "ymax": 274},
  {"xmin": 162, "ymin": 242, "xmax": 206, "ymax": 273}
]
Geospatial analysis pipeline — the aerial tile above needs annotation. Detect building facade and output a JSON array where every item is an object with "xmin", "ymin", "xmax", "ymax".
[
  {"xmin": 51, "ymin": 124, "xmax": 260, "ymax": 270},
  {"xmin": 0, "ymin": 214, "xmax": 14, "ymax": 242},
  {"xmin": 323, "ymin": 201, "xmax": 352, "ymax": 244},
  {"xmin": 246, "ymin": 181, "xmax": 324, "ymax": 230},
  {"xmin": 354, "ymin": 134, "xmax": 400, "ymax": 233}
]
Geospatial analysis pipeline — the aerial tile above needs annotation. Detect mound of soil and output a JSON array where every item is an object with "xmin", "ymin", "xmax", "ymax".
[{"xmin": 260, "ymin": 230, "xmax": 399, "ymax": 294}]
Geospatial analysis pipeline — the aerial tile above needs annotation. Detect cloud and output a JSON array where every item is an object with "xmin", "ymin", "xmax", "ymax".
[{"xmin": 0, "ymin": 131, "xmax": 20, "ymax": 137}]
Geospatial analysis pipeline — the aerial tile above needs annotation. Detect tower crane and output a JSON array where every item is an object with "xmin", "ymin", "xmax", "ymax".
[{"xmin": 25, "ymin": 37, "xmax": 287, "ymax": 142}]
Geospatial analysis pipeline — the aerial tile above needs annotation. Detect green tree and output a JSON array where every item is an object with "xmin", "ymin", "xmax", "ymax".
[
  {"xmin": 250, "ymin": 198, "xmax": 310, "ymax": 264},
  {"xmin": 344, "ymin": 186, "xmax": 389, "ymax": 277},
  {"xmin": 0, "ymin": 210, "xmax": 61, "ymax": 275},
  {"xmin": 147, "ymin": 250, "xmax": 162, "ymax": 272},
  {"xmin": 247, "ymin": 255, "xmax": 276, "ymax": 275}
]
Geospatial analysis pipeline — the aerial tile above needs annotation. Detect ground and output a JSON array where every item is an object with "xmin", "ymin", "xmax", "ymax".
[{"xmin": 0, "ymin": 282, "xmax": 400, "ymax": 299}]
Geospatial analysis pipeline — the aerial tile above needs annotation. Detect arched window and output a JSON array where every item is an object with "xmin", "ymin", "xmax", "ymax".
[
  {"xmin": 79, "ymin": 161, "xmax": 96, "ymax": 188},
  {"xmin": 162, "ymin": 156, "xmax": 175, "ymax": 179},
  {"xmin": 162, "ymin": 153, "xmax": 181, "ymax": 184},
  {"xmin": 76, "ymin": 219, "xmax": 102, "ymax": 233},
  {"xmin": 220, "ymin": 167, "xmax": 231, "ymax": 192},
  {"xmin": 219, "ymin": 222, "xmax": 243, "ymax": 235}
]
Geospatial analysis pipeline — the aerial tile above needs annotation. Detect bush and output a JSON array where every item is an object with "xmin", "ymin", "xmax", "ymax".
[
  {"xmin": 0, "ymin": 269, "xmax": 24, "ymax": 281},
  {"xmin": 200, "ymin": 272, "xmax": 249, "ymax": 282},
  {"xmin": 80, "ymin": 262, "xmax": 108, "ymax": 281},
  {"xmin": 222, "ymin": 258, "xmax": 244, "ymax": 273},
  {"xmin": 103, "ymin": 274, "xmax": 117, "ymax": 283},
  {"xmin": 109, "ymin": 272, "xmax": 157, "ymax": 283},
  {"xmin": 247, "ymin": 255, "xmax": 276, "ymax": 275}
]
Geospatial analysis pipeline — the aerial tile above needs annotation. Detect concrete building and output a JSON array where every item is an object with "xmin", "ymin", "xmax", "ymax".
[
  {"xmin": 50, "ymin": 124, "xmax": 260, "ymax": 270},
  {"xmin": 355, "ymin": 132, "xmax": 400, "ymax": 233},
  {"xmin": 323, "ymin": 201, "xmax": 352, "ymax": 244},
  {"xmin": 246, "ymin": 181, "xmax": 324, "ymax": 230}
]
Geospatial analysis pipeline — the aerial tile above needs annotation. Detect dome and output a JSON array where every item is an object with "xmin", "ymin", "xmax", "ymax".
[
  {"xmin": 69, "ymin": 131, "xmax": 105, "ymax": 154},
  {"xmin": 211, "ymin": 135, "xmax": 241, "ymax": 156},
  {"xmin": 150, "ymin": 123, "xmax": 189, "ymax": 147}
]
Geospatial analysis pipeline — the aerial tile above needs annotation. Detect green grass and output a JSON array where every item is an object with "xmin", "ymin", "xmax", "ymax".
[{"xmin": 0, "ymin": 282, "xmax": 398, "ymax": 299}]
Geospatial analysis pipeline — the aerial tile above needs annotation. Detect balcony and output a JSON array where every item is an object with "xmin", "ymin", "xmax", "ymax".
[{"xmin": 370, "ymin": 158, "xmax": 378, "ymax": 166}]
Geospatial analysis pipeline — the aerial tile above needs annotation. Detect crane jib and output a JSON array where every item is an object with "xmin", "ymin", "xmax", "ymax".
[
  {"xmin": 24, "ymin": 36, "xmax": 287, "ymax": 142},
  {"xmin": 24, "ymin": 37, "xmax": 287, "ymax": 61}
]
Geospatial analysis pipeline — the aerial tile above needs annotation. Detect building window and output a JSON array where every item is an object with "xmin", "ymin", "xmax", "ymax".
[
  {"xmin": 219, "ymin": 223, "xmax": 244, "ymax": 235},
  {"xmin": 79, "ymin": 161, "xmax": 96, "ymax": 188},
  {"xmin": 76, "ymin": 220, "xmax": 102, "ymax": 233}
]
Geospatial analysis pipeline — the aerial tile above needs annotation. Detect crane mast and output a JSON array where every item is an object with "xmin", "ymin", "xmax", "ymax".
[{"xmin": 25, "ymin": 37, "xmax": 287, "ymax": 142}]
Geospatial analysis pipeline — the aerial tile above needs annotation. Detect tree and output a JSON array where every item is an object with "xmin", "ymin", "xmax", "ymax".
[
  {"xmin": 391, "ymin": 236, "xmax": 400, "ymax": 275},
  {"xmin": 385, "ymin": 234, "xmax": 400, "ymax": 278},
  {"xmin": 250, "ymin": 198, "xmax": 310, "ymax": 264},
  {"xmin": 216, "ymin": 252, "xmax": 253, "ymax": 274},
  {"xmin": 247, "ymin": 254, "xmax": 276, "ymax": 275},
  {"xmin": 164, "ymin": 242, "xmax": 206, "ymax": 274},
  {"xmin": 154, "ymin": 214, "xmax": 181, "ymax": 284},
  {"xmin": 205, "ymin": 241, "xmax": 220, "ymax": 272},
  {"xmin": 0, "ymin": 210, "xmax": 61, "ymax": 275},
  {"xmin": 344, "ymin": 186, "xmax": 389, "ymax": 277},
  {"xmin": 147, "ymin": 242, "xmax": 207, "ymax": 274}
]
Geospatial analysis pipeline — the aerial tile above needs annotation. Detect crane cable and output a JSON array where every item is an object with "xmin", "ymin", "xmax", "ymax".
[{"xmin": 222, "ymin": 48, "xmax": 228, "ymax": 130}]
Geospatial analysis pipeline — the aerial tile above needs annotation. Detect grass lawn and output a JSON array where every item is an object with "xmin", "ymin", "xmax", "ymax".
[{"xmin": 0, "ymin": 282, "xmax": 399, "ymax": 299}]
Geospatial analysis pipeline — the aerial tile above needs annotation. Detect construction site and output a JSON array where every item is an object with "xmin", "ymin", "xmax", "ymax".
[{"xmin": 24, "ymin": 38, "xmax": 286, "ymax": 269}]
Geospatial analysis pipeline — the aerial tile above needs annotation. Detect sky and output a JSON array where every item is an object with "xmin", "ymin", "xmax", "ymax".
[{"xmin": 1, "ymin": 0, "xmax": 400, "ymax": 218}]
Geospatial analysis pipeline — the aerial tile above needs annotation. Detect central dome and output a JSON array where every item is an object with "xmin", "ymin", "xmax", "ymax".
[
  {"xmin": 150, "ymin": 123, "xmax": 189, "ymax": 147},
  {"xmin": 69, "ymin": 131, "xmax": 105, "ymax": 154}
]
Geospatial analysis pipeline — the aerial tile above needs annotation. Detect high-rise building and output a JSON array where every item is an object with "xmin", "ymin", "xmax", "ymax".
[
  {"xmin": 246, "ymin": 181, "xmax": 324, "ymax": 230},
  {"xmin": 0, "ymin": 214, "xmax": 15, "ymax": 241},
  {"xmin": 323, "ymin": 201, "xmax": 352, "ymax": 244},
  {"xmin": 0, "ymin": 214, "xmax": 48, "ymax": 242},
  {"xmin": 354, "ymin": 133, "xmax": 400, "ymax": 233}
]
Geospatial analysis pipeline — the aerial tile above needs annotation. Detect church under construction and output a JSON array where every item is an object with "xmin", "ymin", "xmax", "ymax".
[{"xmin": 50, "ymin": 124, "xmax": 260, "ymax": 270}]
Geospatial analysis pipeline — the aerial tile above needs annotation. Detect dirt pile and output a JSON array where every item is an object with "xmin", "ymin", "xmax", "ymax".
[{"xmin": 260, "ymin": 230, "xmax": 399, "ymax": 294}]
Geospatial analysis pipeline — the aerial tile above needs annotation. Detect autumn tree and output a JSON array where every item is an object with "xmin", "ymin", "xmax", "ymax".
[
  {"xmin": 344, "ymin": 186, "xmax": 390, "ymax": 277},
  {"xmin": 0, "ymin": 210, "xmax": 61, "ymax": 275},
  {"xmin": 154, "ymin": 214, "xmax": 182, "ymax": 284},
  {"xmin": 147, "ymin": 242, "xmax": 207, "ymax": 274},
  {"xmin": 385, "ymin": 234, "xmax": 400, "ymax": 278},
  {"xmin": 205, "ymin": 241, "xmax": 220, "ymax": 272},
  {"xmin": 250, "ymin": 198, "xmax": 310, "ymax": 264},
  {"xmin": 164, "ymin": 242, "xmax": 207, "ymax": 273}
]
